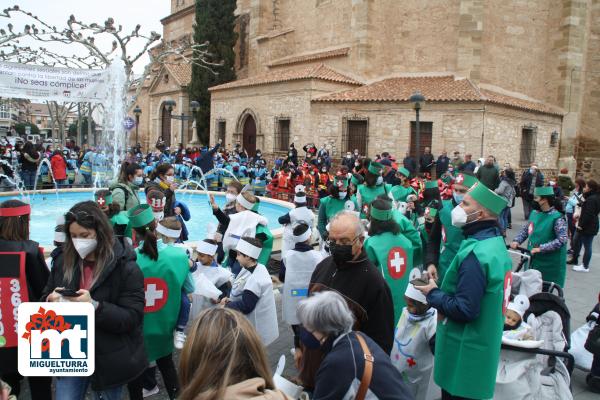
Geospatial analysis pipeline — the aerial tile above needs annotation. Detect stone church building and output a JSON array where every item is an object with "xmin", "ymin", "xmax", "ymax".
[{"xmin": 208, "ymin": 0, "xmax": 599, "ymax": 177}]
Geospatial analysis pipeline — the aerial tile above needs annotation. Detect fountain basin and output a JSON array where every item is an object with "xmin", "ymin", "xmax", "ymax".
[{"xmin": 0, "ymin": 189, "xmax": 293, "ymax": 249}]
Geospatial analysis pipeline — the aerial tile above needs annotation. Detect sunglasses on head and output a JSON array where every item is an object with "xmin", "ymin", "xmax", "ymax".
[{"xmin": 65, "ymin": 210, "xmax": 95, "ymax": 225}]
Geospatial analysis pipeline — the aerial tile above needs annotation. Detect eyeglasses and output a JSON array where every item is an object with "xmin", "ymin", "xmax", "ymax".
[
  {"xmin": 325, "ymin": 235, "xmax": 360, "ymax": 249},
  {"xmin": 65, "ymin": 211, "xmax": 95, "ymax": 225}
]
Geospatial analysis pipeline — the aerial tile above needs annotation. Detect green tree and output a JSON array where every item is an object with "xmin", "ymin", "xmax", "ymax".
[
  {"xmin": 68, "ymin": 117, "xmax": 96, "ymax": 143},
  {"xmin": 14, "ymin": 122, "xmax": 40, "ymax": 136},
  {"xmin": 189, "ymin": 0, "xmax": 237, "ymax": 145}
]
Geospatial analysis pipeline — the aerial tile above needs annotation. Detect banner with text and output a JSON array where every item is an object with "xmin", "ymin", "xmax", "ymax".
[{"xmin": 0, "ymin": 61, "xmax": 108, "ymax": 103}]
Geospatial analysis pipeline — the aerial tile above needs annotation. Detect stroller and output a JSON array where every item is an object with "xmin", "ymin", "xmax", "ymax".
[{"xmin": 495, "ymin": 246, "xmax": 575, "ymax": 400}]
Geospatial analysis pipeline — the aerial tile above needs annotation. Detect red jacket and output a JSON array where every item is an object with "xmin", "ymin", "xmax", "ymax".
[{"xmin": 50, "ymin": 154, "xmax": 67, "ymax": 180}]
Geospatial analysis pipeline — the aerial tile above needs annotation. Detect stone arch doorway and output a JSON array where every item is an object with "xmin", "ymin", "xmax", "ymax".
[
  {"xmin": 160, "ymin": 103, "xmax": 172, "ymax": 147},
  {"xmin": 236, "ymin": 109, "xmax": 259, "ymax": 157}
]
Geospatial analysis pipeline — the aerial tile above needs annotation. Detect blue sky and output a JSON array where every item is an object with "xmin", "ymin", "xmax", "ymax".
[{"xmin": 1, "ymin": 0, "xmax": 172, "ymax": 73}]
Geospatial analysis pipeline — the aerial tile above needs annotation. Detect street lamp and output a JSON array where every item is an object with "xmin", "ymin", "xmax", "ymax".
[
  {"xmin": 409, "ymin": 91, "xmax": 425, "ymax": 158},
  {"xmin": 133, "ymin": 105, "xmax": 142, "ymax": 147},
  {"xmin": 169, "ymin": 100, "xmax": 200, "ymax": 146}
]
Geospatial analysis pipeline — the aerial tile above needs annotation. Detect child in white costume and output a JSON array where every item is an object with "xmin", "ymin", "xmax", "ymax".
[
  {"xmin": 391, "ymin": 278, "xmax": 437, "ymax": 400},
  {"xmin": 503, "ymin": 295, "xmax": 535, "ymax": 341},
  {"xmin": 279, "ymin": 186, "xmax": 315, "ymax": 254},
  {"xmin": 221, "ymin": 236, "xmax": 279, "ymax": 346}
]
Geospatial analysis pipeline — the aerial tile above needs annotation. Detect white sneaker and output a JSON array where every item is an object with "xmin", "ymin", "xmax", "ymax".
[
  {"xmin": 573, "ymin": 264, "xmax": 589, "ymax": 272},
  {"xmin": 290, "ymin": 347, "xmax": 296, "ymax": 357},
  {"xmin": 174, "ymin": 330, "xmax": 186, "ymax": 349},
  {"xmin": 142, "ymin": 386, "xmax": 159, "ymax": 397}
]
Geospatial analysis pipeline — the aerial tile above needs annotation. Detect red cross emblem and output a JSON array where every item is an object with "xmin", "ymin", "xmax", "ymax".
[
  {"xmin": 407, "ymin": 357, "xmax": 417, "ymax": 367},
  {"xmin": 441, "ymin": 226, "xmax": 447, "ymax": 243},
  {"xmin": 387, "ymin": 247, "xmax": 407, "ymax": 280},
  {"xmin": 425, "ymin": 207, "xmax": 431, "ymax": 217},
  {"xmin": 144, "ymin": 277, "xmax": 169, "ymax": 313},
  {"xmin": 455, "ymin": 174, "xmax": 464, "ymax": 184},
  {"xmin": 96, "ymin": 197, "xmax": 105, "ymax": 206},
  {"xmin": 528, "ymin": 222, "xmax": 534, "ymax": 236},
  {"xmin": 503, "ymin": 271, "xmax": 512, "ymax": 314}
]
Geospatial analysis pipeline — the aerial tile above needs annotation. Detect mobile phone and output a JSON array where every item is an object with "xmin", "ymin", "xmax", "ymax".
[{"xmin": 56, "ymin": 288, "xmax": 81, "ymax": 297}]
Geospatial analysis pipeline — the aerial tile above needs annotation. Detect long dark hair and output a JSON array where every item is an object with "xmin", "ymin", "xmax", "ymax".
[
  {"xmin": 540, "ymin": 195, "xmax": 563, "ymax": 213},
  {"xmin": 149, "ymin": 163, "xmax": 173, "ymax": 181},
  {"xmin": 119, "ymin": 161, "xmax": 142, "ymax": 183},
  {"xmin": 368, "ymin": 199, "xmax": 400, "ymax": 236},
  {"xmin": 63, "ymin": 201, "xmax": 115, "ymax": 285},
  {"xmin": 131, "ymin": 208, "xmax": 159, "ymax": 261},
  {"xmin": 0, "ymin": 199, "xmax": 30, "ymax": 241}
]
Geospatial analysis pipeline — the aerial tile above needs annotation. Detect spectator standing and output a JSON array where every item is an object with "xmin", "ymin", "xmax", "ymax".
[
  {"xmin": 342, "ymin": 151, "xmax": 354, "ymax": 170},
  {"xmin": 557, "ymin": 168, "xmax": 575, "ymax": 197},
  {"xmin": 570, "ymin": 179, "xmax": 600, "ymax": 272},
  {"xmin": 286, "ymin": 143, "xmax": 298, "ymax": 166},
  {"xmin": 18, "ymin": 141, "xmax": 40, "ymax": 189},
  {"xmin": 419, "ymin": 147, "xmax": 434, "ymax": 176},
  {"xmin": 565, "ymin": 178, "xmax": 586, "ymax": 248},
  {"xmin": 519, "ymin": 164, "xmax": 544, "ymax": 219},
  {"xmin": 458, "ymin": 153, "xmax": 476, "ymax": 173},
  {"xmin": 476, "ymin": 155, "xmax": 500, "ymax": 190},
  {"xmin": 495, "ymin": 168, "xmax": 516, "ymax": 235},
  {"xmin": 402, "ymin": 151, "xmax": 417, "ymax": 178},
  {"xmin": 436, "ymin": 151, "xmax": 450, "ymax": 178},
  {"xmin": 50, "ymin": 149, "xmax": 68, "ymax": 187},
  {"xmin": 451, "ymin": 151, "xmax": 464, "ymax": 170}
]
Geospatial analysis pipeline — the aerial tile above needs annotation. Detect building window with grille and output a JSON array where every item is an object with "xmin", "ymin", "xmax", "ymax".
[
  {"xmin": 520, "ymin": 126, "xmax": 537, "ymax": 167},
  {"xmin": 0, "ymin": 105, "xmax": 10, "ymax": 120},
  {"xmin": 217, "ymin": 120, "xmax": 226, "ymax": 147},
  {"xmin": 274, "ymin": 118, "xmax": 291, "ymax": 152},
  {"xmin": 342, "ymin": 117, "xmax": 368, "ymax": 156}
]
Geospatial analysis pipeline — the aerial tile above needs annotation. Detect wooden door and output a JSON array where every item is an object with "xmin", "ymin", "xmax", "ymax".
[
  {"xmin": 410, "ymin": 121, "xmax": 433, "ymax": 158},
  {"xmin": 346, "ymin": 120, "xmax": 368, "ymax": 156},
  {"xmin": 242, "ymin": 115, "xmax": 256, "ymax": 157},
  {"xmin": 161, "ymin": 104, "xmax": 172, "ymax": 148}
]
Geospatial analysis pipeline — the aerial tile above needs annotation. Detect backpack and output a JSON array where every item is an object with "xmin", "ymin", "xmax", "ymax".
[{"xmin": 110, "ymin": 183, "xmax": 130, "ymax": 209}]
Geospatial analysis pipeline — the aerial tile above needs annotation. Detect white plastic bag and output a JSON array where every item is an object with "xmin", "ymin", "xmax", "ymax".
[{"xmin": 569, "ymin": 321, "xmax": 595, "ymax": 371}]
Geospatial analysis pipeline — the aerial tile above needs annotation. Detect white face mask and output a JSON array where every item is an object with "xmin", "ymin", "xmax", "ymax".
[
  {"xmin": 451, "ymin": 205, "xmax": 479, "ymax": 228},
  {"xmin": 72, "ymin": 238, "xmax": 97, "ymax": 260},
  {"xmin": 376, "ymin": 176, "xmax": 384, "ymax": 186},
  {"xmin": 165, "ymin": 175, "xmax": 175, "ymax": 183},
  {"xmin": 226, "ymin": 193, "xmax": 237, "ymax": 203},
  {"xmin": 134, "ymin": 176, "xmax": 144, "ymax": 186},
  {"xmin": 338, "ymin": 191, "xmax": 347, "ymax": 199},
  {"xmin": 153, "ymin": 211, "xmax": 164, "ymax": 221}
]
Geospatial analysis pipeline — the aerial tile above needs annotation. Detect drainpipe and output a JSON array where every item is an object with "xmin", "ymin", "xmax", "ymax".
[{"xmin": 480, "ymin": 104, "xmax": 486, "ymax": 157}]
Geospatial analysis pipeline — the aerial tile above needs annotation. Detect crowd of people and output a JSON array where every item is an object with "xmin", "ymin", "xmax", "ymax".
[{"xmin": 0, "ymin": 139, "xmax": 599, "ymax": 400}]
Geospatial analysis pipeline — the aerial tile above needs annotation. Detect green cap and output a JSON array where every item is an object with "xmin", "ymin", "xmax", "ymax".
[
  {"xmin": 397, "ymin": 167, "xmax": 410, "ymax": 178},
  {"xmin": 351, "ymin": 174, "xmax": 363, "ymax": 187},
  {"xmin": 367, "ymin": 162, "xmax": 383, "ymax": 175},
  {"xmin": 534, "ymin": 186, "xmax": 554, "ymax": 197},
  {"xmin": 370, "ymin": 202, "xmax": 393, "ymax": 221},
  {"xmin": 454, "ymin": 173, "xmax": 478, "ymax": 188},
  {"xmin": 127, "ymin": 204, "xmax": 155, "ymax": 228},
  {"xmin": 334, "ymin": 176, "xmax": 349, "ymax": 189},
  {"xmin": 467, "ymin": 182, "xmax": 507, "ymax": 215},
  {"xmin": 425, "ymin": 180, "xmax": 438, "ymax": 190},
  {"xmin": 94, "ymin": 192, "xmax": 113, "ymax": 206},
  {"xmin": 111, "ymin": 211, "xmax": 129, "ymax": 227}
]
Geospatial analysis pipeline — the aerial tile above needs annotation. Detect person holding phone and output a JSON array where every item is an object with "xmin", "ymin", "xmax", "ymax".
[
  {"xmin": 0, "ymin": 200, "xmax": 51, "ymax": 399},
  {"xmin": 43, "ymin": 201, "xmax": 146, "ymax": 400}
]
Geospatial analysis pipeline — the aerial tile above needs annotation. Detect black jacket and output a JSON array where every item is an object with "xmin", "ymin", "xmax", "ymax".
[
  {"xmin": 195, "ymin": 143, "xmax": 220, "ymax": 173},
  {"xmin": 0, "ymin": 239, "xmax": 49, "ymax": 374},
  {"xmin": 578, "ymin": 191, "xmax": 600, "ymax": 235},
  {"xmin": 403, "ymin": 157, "xmax": 417, "ymax": 176},
  {"xmin": 519, "ymin": 171, "xmax": 544, "ymax": 200},
  {"xmin": 42, "ymin": 240, "xmax": 147, "ymax": 390},
  {"xmin": 436, "ymin": 155, "xmax": 450, "ymax": 176},
  {"xmin": 310, "ymin": 252, "xmax": 395, "ymax": 354},
  {"xmin": 313, "ymin": 332, "xmax": 413, "ymax": 400},
  {"xmin": 419, "ymin": 153, "xmax": 434, "ymax": 173}
]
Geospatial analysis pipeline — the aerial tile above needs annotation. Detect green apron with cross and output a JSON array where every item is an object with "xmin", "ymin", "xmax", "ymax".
[
  {"xmin": 437, "ymin": 199, "xmax": 465, "ymax": 283},
  {"xmin": 526, "ymin": 210, "xmax": 567, "ymax": 287}
]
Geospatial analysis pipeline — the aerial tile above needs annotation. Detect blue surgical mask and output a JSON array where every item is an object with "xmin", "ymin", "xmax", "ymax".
[
  {"xmin": 134, "ymin": 176, "xmax": 144, "ymax": 186},
  {"xmin": 453, "ymin": 191, "xmax": 464, "ymax": 204}
]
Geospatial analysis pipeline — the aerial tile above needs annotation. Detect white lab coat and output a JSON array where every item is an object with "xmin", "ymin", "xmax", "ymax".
[
  {"xmin": 222, "ymin": 210, "xmax": 268, "ymax": 252},
  {"xmin": 281, "ymin": 248, "xmax": 323, "ymax": 325},
  {"xmin": 281, "ymin": 206, "xmax": 315, "ymax": 254}
]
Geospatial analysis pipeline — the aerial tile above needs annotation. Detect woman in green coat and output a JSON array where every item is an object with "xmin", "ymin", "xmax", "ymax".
[
  {"xmin": 357, "ymin": 161, "xmax": 392, "ymax": 218},
  {"xmin": 511, "ymin": 186, "xmax": 568, "ymax": 286},
  {"xmin": 317, "ymin": 176, "xmax": 358, "ymax": 239},
  {"xmin": 110, "ymin": 161, "xmax": 143, "ymax": 211}
]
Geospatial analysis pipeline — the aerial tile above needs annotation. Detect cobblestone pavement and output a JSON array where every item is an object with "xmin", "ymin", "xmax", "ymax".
[{"xmin": 17, "ymin": 200, "xmax": 598, "ymax": 399}]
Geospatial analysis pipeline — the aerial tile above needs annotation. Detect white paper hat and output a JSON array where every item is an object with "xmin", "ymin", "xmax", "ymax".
[
  {"xmin": 507, "ymin": 294, "xmax": 530, "ymax": 318},
  {"xmin": 293, "ymin": 224, "xmax": 311, "ymax": 243},
  {"xmin": 235, "ymin": 237, "xmax": 262, "ymax": 259},
  {"xmin": 197, "ymin": 240, "xmax": 218, "ymax": 256},
  {"xmin": 54, "ymin": 214, "xmax": 66, "ymax": 243},
  {"xmin": 405, "ymin": 283, "xmax": 427, "ymax": 304}
]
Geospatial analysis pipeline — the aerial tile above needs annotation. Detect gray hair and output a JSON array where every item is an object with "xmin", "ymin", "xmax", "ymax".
[
  {"xmin": 297, "ymin": 291, "xmax": 354, "ymax": 335},
  {"xmin": 329, "ymin": 210, "xmax": 365, "ymax": 238}
]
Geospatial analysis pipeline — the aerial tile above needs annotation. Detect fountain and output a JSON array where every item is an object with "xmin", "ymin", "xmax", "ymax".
[{"xmin": 31, "ymin": 158, "xmax": 59, "ymax": 196}]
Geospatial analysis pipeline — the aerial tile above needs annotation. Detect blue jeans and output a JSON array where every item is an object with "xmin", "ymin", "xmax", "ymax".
[
  {"xmin": 176, "ymin": 290, "xmax": 191, "ymax": 330},
  {"xmin": 55, "ymin": 376, "xmax": 123, "ymax": 400},
  {"xmin": 20, "ymin": 169, "xmax": 36, "ymax": 189},
  {"xmin": 498, "ymin": 207, "xmax": 509, "ymax": 232},
  {"xmin": 82, "ymin": 174, "xmax": 92, "ymax": 186},
  {"xmin": 572, "ymin": 231, "xmax": 595, "ymax": 269}
]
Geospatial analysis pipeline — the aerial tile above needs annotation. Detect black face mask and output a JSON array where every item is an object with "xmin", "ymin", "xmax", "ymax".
[
  {"xmin": 331, "ymin": 243, "xmax": 354, "ymax": 265},
  {"xmin": 531, "ymin": 201, "xmax": 542, "ymax": 211}
]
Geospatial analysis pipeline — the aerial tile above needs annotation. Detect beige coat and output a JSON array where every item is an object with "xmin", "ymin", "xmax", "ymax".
[{"xmin": 223, "ymin": 378, "xmax": 291, "ymax": 400}]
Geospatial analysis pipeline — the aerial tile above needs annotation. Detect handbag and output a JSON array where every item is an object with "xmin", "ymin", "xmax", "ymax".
[
  {"xmin": 585, "ymin": 322, "xmax": 600, "ymax": 355},
  {"xmin": 355, "ymin": 333, "xmax": 374, "ymax": 400}
]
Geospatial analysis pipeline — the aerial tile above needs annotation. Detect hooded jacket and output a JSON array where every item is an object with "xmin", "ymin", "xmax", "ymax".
[{"xmin": 42, "ymin": 240, "xmax": 147, "ymax": 390}]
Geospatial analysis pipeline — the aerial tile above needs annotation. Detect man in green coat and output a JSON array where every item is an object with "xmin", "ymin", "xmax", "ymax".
[
  {"xmin": 417, "ymin": 183, "xmax": 512, "ymax": 399},
  {"xmin": 426, "ymin": 173, "xmax": 478, "ymax": 283}
]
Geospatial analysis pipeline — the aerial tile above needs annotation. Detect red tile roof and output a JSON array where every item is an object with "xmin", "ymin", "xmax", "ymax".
[
  {"xmin": 313, "ymin": 75, "xmax": 564, "ymax": 116},
  {"xmin": 165, "ymin": 63, "xmax": 192, "ymax": 86},
  {"xmin": 209, "ymin": 64, "xmax": 361, "ymax": 91},
  {"xmin": 268, "ymin": 47, "xmax": 351, "ymax": 68}
]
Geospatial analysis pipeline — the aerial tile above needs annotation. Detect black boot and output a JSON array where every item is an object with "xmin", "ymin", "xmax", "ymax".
[{"xmin": 567, "ymin": 257, "xmax": 578, "ymax": 265}]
